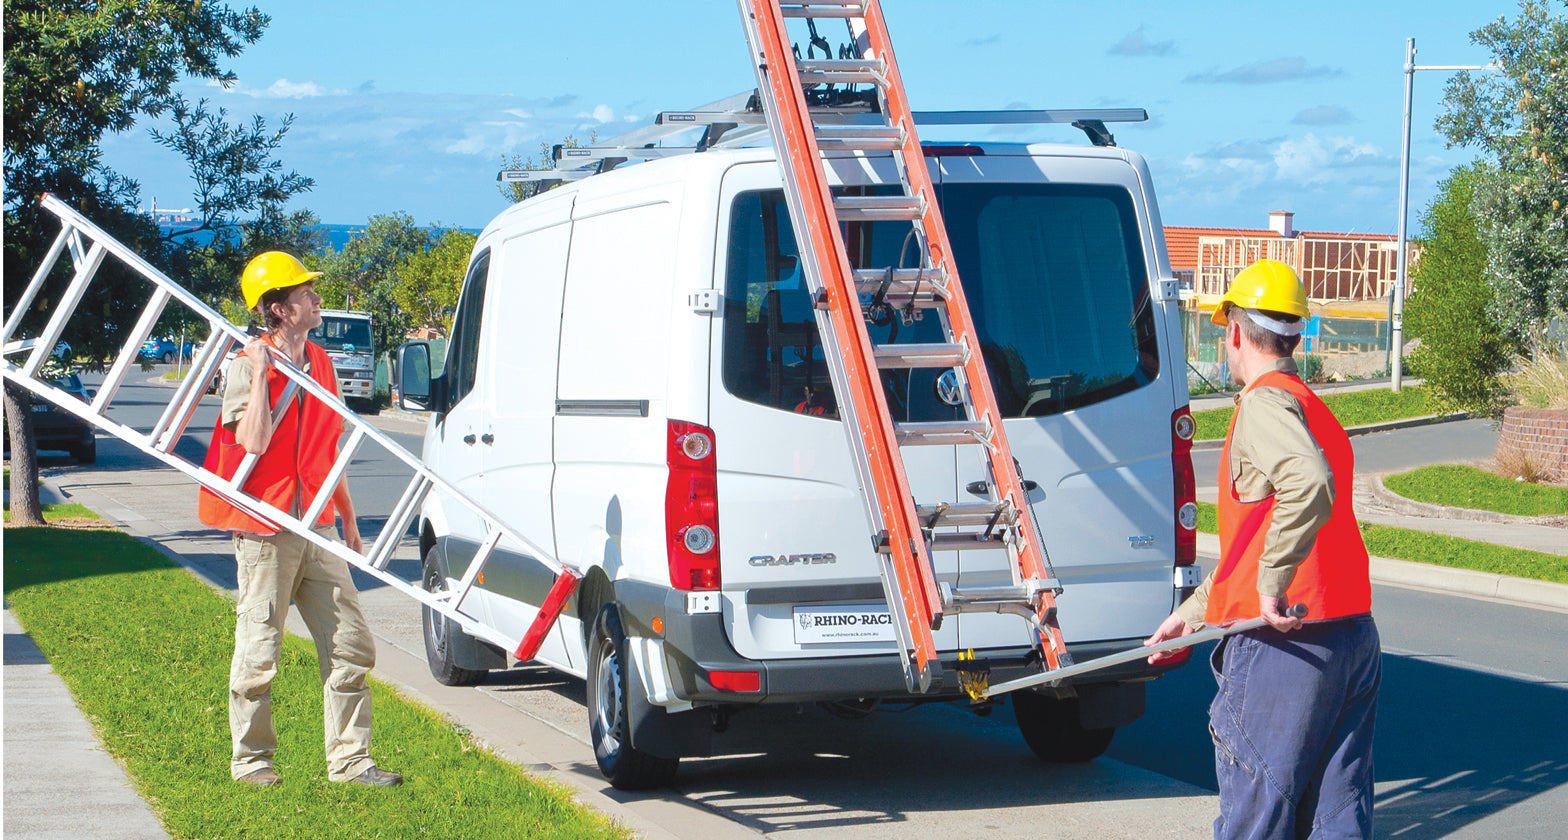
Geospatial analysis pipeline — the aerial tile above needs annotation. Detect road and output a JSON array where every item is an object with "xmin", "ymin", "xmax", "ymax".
[{"xmin": 35, "ymin": 371, "xmax": 1568, "ymax": 839}]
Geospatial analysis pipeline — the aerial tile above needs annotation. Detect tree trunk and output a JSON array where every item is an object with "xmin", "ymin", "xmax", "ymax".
[{"xmin": 4, "ymin": 379, "xmax": 45, "ymax": 527}]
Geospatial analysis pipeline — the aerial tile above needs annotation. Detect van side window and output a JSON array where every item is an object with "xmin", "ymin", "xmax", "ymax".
[
  {"xmin": 721, "ymin": 184, "xmax": 1156, "ymax": 419},
  {"xmin": 445, "ymin": 250, "xmax": 491, "ymax": 407}
]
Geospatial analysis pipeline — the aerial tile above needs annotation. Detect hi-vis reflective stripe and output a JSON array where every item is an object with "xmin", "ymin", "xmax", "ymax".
[
  {"xmin": 1, "ymin": 194, "xmax": 579, "ymax": 663},
  {"xmin": 737, "ymin": 1, "xmax": 1072, "ymax": 695}
]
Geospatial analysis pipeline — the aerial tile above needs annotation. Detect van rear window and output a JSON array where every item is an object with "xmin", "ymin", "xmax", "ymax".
[{"xmin": 721, "ymin": 184, "xmax": 1157, "ymax": 419}]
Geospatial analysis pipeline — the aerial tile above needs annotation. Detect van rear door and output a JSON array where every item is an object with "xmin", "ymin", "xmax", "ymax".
[{"xmin": 935, "ymin": 153, "xmax": 1181, "ymax": 648}]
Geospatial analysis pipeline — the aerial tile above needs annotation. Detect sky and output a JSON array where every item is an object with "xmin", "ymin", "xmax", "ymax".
[{"xmin": 98, "ymin": 0, "xmax": 1514, "ymax": 236}]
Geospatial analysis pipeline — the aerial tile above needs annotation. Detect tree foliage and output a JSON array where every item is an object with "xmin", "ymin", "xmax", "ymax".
[
  {"xmin": 392, "ymin": 228, "xmax": 476, "ymax": 337},
  {"xmin": 497, "ymin": 134, "xmax": 593, "ymax": 204},
  {"xmin": 314, "ymin": 214, "xmax": 431, "ymax": 351},
  {"xmin": 1436, "ymin": 0, "xmax": 1568, "ymax": 351},
  {"xmin": 1406, "ymin": 166, "xmax": 1517, "ymax": 414}
]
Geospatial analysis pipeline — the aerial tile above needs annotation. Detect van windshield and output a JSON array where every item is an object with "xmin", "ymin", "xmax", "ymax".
[
  {"xmin": 310, "ymin": 316, "xmax": 373, "ymax": 353},
  {"xmin": 721, "ymin": 183, "xmax": 1157, "ymax": 419}
]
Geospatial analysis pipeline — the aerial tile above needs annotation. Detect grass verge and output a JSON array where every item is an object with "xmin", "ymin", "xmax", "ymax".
[
  {"xmin": 3, "ymin": 501, "xmax": 103, "ymax": 523},
  {"xmin": 1382, "ymin": 464, "xmax": 1568, "ymax": 517},
  {"xmin": 1195, "ymin": 502, "xmax": 1568, "ymax": 584},
  {"xmin": 3, "ymin": 528, "xmax": 629, "ymax": 840},
  {"xmin": 1194, "ymin": 385, "xmax": 1437, "ymax": 440}
]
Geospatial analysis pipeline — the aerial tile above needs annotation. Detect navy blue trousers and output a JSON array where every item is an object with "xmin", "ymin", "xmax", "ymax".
[{"xmin": 1209, "ymin": 615, "xmax": 1381, "ymax": 840}]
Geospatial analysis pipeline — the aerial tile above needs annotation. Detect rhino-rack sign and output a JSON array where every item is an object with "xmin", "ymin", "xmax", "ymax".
[{"xmin": 792, "ymin": 604, "xmax": 896, "ymax": 644}]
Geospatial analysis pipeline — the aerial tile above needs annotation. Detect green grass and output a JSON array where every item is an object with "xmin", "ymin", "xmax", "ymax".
[
  {"xmin": 1382, "ymin": 465, "xmax": 1568, "ymax": 517},
  {"xmin": 1194, "ymin": 502, "xmax": 1568, "ymax": 584},
  {"xmin": 1194, "ymin": 385, "xmax": 1438, "ymax": 440},
  {"xmin": 3, "ymin": 528, "xmax": 629, "ymax": 840},
  {"xmin": 3, "ymin": 502, "xmax": 102, "ymax": 522}
]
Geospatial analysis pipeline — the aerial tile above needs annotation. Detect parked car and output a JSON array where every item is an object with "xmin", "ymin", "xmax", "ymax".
[
  {"xmin": 140, "ymin": 337, "xmax": 193, "ymax": 364},
  {"xmin": 3, "ymin": 373, "xmax": 97, "ymax": 464}
]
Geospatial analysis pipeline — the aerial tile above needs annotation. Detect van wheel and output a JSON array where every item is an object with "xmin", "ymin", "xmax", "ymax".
[
  {"xmin": 421, "ymin": 547, "xmax": 487, "ymax": 686},
  {"xmin": 1012, "ymin": 692, "xmax": 1115, "ymax": 762},
  {"xmin": 587, "ymin": 604, "xmax": 680, "ymax": 790}
]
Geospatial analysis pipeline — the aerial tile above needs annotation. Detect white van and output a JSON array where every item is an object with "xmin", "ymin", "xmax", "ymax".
[{"xmin": 398, "ymin": 130, "xmax": 1199, "ymax": 790}]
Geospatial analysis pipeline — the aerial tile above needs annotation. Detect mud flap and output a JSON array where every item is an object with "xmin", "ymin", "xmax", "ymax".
[
  {"xmin": 1077, "ymin": 681, "xmax": 1146, "ymax": 730},
  {"xmin": 626, "ymin": 643, "xmax": 713, "ymax": 759}
]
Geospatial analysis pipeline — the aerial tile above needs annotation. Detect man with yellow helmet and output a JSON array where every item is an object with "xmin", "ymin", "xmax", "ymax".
[
  {"xmin": 1146, "ymin": 259, "xmax": 1380, "ymax": 838},
  {"xmin": 198, "ymin": 252, "xmax": 404, "ymax": 788}
]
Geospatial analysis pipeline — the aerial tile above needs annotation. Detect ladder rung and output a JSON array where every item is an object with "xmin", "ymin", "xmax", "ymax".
[
  {"xmin": 833, "ymin": 195, "xmax": 924, "ymax": 222},
  {"xmin": 814, "ymin": 124, "xmax": 904, "ymax": 152},
  {"xmin": 851, "ymin": 268, "xmax": 949, "ymax": 308},
  {"xmin": 781, "ymin": 1, "xmax": 868, "ymax": 18},
  {"xmin": 915, "ymin": 502, "xmax": 1018, "ymax": 528},
  {"xmin": 797, "ymin": 59, "xmax": 886, "ymax": 86},
  {"xmin": 894, "ymin": 420, "xmax": 990, "ymax": 447},
  {"xmin": 875, "ymin": 531, "xmax": 1006, "ymax": 553},
  {"xmin": 872, "ymin": 342, "xmax": 965, "ymax": 369},
  {"xmin": 945, "ymin": 581, "xmax": 1061, "ymax": 605}
]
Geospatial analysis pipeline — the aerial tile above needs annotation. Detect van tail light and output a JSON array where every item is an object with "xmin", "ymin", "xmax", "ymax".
[
  {"xmin": 667, "ymin": 420, "xmax": 721, "ymax": 591},
  {"xmin": 706, "ymin": 669, "xmax": 760, "ymax": 692},
  {"xmin": 1171, "ymin": 406, "xmax": 1197, "ymax": 570}
]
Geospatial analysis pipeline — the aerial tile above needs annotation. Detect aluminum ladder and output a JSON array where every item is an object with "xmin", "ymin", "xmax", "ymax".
[
  {"xmin": 736, "ymin": 0, "xmax": 1073, "ymax": 694},
  {"xmin": 1, "ymin": 194, "xmax": 580, "ymax": 663}
]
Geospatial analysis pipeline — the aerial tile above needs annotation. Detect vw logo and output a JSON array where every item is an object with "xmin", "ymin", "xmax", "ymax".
[{"xmin": 935, "ymin": 370, "xmax": 964, "ymax": 406}]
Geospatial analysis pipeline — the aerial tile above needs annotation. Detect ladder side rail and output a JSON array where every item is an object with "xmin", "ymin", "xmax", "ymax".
[
  {"xmin": 91, "ymin": 289, "xmax": 173, "ymax": 414},
  {"xmin": 741, "ymin": 0, "xmax": 945, "ymax": 690},
  {"xmin": 21, "ymin": 242, "xmax": 106, "ymax": 378},
  {"xmin": 152, "ymin": 332, "xmax": 237, "ymax": 452},
  {"xmin": 1, "ymin": 224, "xmax": 75, "ymax": 347}
]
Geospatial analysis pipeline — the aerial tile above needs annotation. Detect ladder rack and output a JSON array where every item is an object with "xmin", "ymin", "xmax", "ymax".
[
  {"xmin": 497, "ymin": 92, "xmax": 1145, "ymax": 186},
  {"xmin": 2, "ymin": 194, "xmax": 581, "ymax": 666}
]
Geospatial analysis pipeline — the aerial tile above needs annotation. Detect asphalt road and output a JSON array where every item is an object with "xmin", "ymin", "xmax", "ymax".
[{"xmin": 35, "ymin": 371, "xmax": 1568, "ymax": 839}]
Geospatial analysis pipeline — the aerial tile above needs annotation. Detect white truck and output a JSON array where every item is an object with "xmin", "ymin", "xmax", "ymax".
[
  {"xmin": 309, "ymin": 309, "xmax": 376, "ymax": 408},
  {"xmin": 396, "ymin": 110, "xmax": 1201, "ymax": 790}
]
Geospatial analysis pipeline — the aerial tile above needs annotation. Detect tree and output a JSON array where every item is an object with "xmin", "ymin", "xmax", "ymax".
[
  {"xmin": 1405, "ymin": 166, "xmax": 1517, "ymax": 413},
  {"xmin": 315, "ymin": 214, "xmax": 430, "ymax": 351},
  {"xmin": 392, "ymin": 228, "xmax": 476, "ymax": 337},
  {"xmin": 2, "ymin": 1, "xmax": 305, "ymax": 523},
  {"xmin": 1436, "ymin": 0, "xmax": 1568, "ymax": 351}
]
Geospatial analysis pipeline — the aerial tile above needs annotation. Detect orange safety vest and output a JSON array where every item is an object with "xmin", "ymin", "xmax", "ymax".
[
  {"xmin": 1206, "ymin": 370, "xmax": 1372, "ymax": 626},
  {"xmin": 198, "ymin": 338, "xmax": 341, "ymax": 535}
]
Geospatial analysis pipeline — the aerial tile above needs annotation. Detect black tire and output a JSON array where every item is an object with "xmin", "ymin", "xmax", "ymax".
[
  {"xmin": 161, "ymin": 351, "xmax": 174, "ymax": 364},
  {"xmin": 587, "ymin": 603, "xmax": 680, "ymax": 790},
  {"xmin": 1012, "ymin": 692, "xmax": 1116, "ymax": 762},
  {"xmin": 72, "ymin": 438, "xmax": 96, "ymax": 465},
  {"xmin": 421, "ymin": 547, "xmax": 488, "ymax": 686}
]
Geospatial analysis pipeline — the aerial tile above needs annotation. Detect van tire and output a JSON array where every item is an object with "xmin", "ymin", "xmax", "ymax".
[
  {"xmin": 421, "ymin": 547, "xmax": 488, "ymax": 686},
  {"xmin": 587, "ymin": 603, "xmax": 680, "ymax": 790},
  {"xmin": 1012, "ymin": 692, "xmax": 1115, "ymax": 762}
]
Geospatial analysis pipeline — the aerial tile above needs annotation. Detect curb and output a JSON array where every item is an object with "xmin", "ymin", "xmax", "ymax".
[
  {"xmin": 1192, "ymin": 411, "xmax": 1472, "ymax": 451},
  {"xmin": 1364, "ymin": 474, "xmax": 1568, "ymax": 528}
]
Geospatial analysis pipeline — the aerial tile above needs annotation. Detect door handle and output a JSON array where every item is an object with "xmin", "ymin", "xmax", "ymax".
[
  {"xmin": 481, "ymin": 433, "xmax": 495, "ymax": 445},
  {"xmin": 966, "ymin": 479, "xmax": 1039, "ymax": 496},
  {"xmin": 463, "ymin": 433, "xmax": 477, "ymax": 445}
]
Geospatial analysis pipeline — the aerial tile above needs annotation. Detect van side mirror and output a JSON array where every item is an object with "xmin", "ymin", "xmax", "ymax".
[{"xmin": 397, "ymin": 341, "xmax": 442, "ymax": 413}]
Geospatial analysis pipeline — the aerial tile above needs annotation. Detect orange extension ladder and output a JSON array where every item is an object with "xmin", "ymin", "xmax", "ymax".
[{"xmin": 736, "ymin": 0, "xmax": 1072, "ymax": 694}]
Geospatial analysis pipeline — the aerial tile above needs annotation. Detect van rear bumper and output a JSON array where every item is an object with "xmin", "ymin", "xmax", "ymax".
[{"xmin": 615, "ymin": 579, "xmax": 1186, "ymax": 706}]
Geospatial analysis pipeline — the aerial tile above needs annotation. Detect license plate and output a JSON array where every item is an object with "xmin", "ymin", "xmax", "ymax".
[
  {"xmin": 792, "ymin": 603, "xmax": 896, "ymax": 645},
  {"xmin": 31, "ymin": 403, "xmax": 52, "ymax": 413}
]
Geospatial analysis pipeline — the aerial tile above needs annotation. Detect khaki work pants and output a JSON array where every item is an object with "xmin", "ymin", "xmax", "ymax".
[{"xmin": 229, "ymin": 527, "xmax": 377, "ymax": 782}]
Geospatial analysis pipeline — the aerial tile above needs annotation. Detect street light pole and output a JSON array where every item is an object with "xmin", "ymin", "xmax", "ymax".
[{"xmin": 1392, "ymin": 37, "xmax": 1486, "ymax": 392}]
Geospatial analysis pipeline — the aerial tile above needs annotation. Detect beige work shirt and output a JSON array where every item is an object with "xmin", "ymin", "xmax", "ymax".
[{"xmin": 1175, "ymin": 357, "xmax": 1336, "ymax": 630}]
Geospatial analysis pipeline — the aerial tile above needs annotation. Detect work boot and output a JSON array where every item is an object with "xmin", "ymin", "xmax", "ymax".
[
  {"xmin": 236, "ymin": 767, "xmax": 281, "ymax": 786},
  {"xmin": 345, "ymin": 765, "xmax": 404, "ymax": 787}
]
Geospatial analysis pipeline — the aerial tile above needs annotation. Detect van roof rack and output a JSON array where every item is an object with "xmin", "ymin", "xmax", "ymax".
[{"xmin": 496, "ymin": 91, "xmax": 1146, "ymax": 187}]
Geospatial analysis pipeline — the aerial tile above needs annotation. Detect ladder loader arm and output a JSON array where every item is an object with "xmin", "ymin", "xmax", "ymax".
[{"xmin": 1, "ymin": 194, "xmax": 579, "ymax": 664}]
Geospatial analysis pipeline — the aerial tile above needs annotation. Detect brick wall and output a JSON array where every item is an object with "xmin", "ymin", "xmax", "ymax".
[{"xmin": 1498, "ymin": 407, "xmax": 1568, "ymax": 483}]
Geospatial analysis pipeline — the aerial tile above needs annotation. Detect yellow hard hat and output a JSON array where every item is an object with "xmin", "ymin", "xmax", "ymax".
[
  {"xmin": 1211, "ymin": 259, "xmax": 1309, "ymax": 326},
  {"xmin": 242, "ymin": 251, "xmax": 322, "ymax": 310}
]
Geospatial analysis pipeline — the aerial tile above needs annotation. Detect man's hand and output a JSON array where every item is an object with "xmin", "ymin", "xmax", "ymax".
[
  {"xmin": 341, "ymin": 518, "xmax": 363, "ymax": 554},
  {"xmin": 1259, "ymin": 595, "xmax": 1304, "ymax": 632},
  {"xmin": 243, "ymin": 337, "xmax": 272, "ymax": 372},
  {"xmin": 1144, "ymin": 612, "xmax": 1195, "ymax": 664}
]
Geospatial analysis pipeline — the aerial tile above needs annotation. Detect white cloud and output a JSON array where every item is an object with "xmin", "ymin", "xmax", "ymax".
[
  {"xmin": 214, "ymin": 78, "xmax": 346, "ymax": 99},
  {"xmin": 1272, "ymin": 134, "xmax": 1382, "ymax": 183},
  {"xmin": 592, "ymin": 104, "xmax": 615, "ymax": 123}
]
